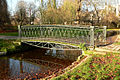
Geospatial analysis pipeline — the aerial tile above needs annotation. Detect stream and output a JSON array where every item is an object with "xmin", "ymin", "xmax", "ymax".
[{"xmin": 0, "ymin": 48, "xmax": 82, "ymax": 79}]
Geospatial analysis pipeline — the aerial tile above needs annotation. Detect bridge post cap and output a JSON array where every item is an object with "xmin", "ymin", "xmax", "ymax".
[
  {"xmin": 18, "ymin": 25, "xmax": 21, "ymax": 28},
  {"xmin": 90, "ymin": 26, "xmax": 94, "ymax": 28},
  {"xmin": 103, "ymin": 26, "xmax": 107, "ymax": 28}
]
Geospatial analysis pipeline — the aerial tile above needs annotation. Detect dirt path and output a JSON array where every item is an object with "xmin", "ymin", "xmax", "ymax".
[
  {"xmin": 97, "ymin": 35, "xmax": 120, "ymax": 52},
  {"xmin": 0, "ymin": 36, "xmax": 19, "ymax": 39}
]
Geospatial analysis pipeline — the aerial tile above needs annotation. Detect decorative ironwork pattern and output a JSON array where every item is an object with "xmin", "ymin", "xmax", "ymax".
[
  {"xmin": 94, "ymin": 26, "xmax": 107, "ymax": 46},
  {"xmin": 23, "ymin": 41, "xmax": 80, "ymax": 50}
]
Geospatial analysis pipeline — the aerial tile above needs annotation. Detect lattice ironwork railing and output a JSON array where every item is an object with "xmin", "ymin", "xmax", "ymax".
[
  {"xmin": 18, "ymin": 25, "xmax": 107, "ymax": 49},
  {"xmin": 94, "ymin": 26, "xmax": 107, "ymax": 46}
]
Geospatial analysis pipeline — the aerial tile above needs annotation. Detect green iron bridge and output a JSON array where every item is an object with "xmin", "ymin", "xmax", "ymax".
[{"xmin": 18, "ymin": 25, "xmax": 107, "ymax": 50}]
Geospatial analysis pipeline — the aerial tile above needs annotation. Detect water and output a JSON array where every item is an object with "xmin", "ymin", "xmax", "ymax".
[{"xmin": 0, "ymin": 48, "xmax": 82, "ymax": 79}]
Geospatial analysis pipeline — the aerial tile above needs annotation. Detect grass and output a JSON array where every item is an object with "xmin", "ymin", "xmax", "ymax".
[
  {"xmin": 114, "ymin": 42, "xmax": 120, "ymax": 45},
  {"xmin": 52, "ymin": 53, "xmax": 120, "ymax": 80},
  {"xmin": 0, "ymin": 32, "xmax": 18, "ymax": 36},
  {"xmin": 0, "ymin": 39, "xmax": 20, "ymax": 52},
  {"xmin": 0, "ymin": 39, "xmax": 34, "ymax": 55},
  {"xmin": 107, "ymin": 29, "xmax": 120, "ymax": 31}
]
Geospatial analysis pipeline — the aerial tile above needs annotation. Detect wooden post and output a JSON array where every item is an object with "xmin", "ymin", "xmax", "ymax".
[
  {"xmin": 103, "ymin": 26, "xmax": 107, "ymax": 44},
  {"xmin": 90, "ymin": 26, "xmax": 95, "ymax": 50},
  {"xmin": 18, "ymin": 25, "xmax": 21, "ymax": 39}
]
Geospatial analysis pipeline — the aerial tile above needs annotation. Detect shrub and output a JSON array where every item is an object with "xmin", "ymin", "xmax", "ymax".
[
  {"xmin": 79, "ymin": 43, "xmax": 88, "ymax": 50},
  {"xmin": 0, "ymin": 47, "xmax": 7, "ymax": 52}
]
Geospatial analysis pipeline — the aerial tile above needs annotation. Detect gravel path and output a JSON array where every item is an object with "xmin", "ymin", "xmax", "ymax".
[
  {"xmin": 0, "ymin": 36, "xmax": 19, "ymax": 39},
  {"xmin": 98, "ymin": 35, "xmax": 120, "ymax": 52}
]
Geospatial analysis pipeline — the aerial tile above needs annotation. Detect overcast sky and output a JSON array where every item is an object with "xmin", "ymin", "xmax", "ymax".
[
  {"xmin": 7, "ymin": 0, "xmax": 42, "ymax": 14},
  {"xmin": 7, "ymin": 0, "xmax": 120, "ymax": 15},
  {"xmin": 7, "ymin": 0, "xmax": 62, "ymax": 13}
]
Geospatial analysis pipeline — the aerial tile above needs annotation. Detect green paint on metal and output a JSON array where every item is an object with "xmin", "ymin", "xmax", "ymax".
[{"xmin": 19, "ymin": 25, "xmax": 107, "ymax": 50}]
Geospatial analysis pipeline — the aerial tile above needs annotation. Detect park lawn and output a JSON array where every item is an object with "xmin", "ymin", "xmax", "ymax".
[
  {"xmin": 52, "ymin": 53, "xmax": 120, "ymax": 80},
  {"xmin": 0, "ymin": 32, "xmax": 18, "ymax": 36},
  {"xmin": 114, "ymin": 42, "xmax": 120, "ymax": 45}
]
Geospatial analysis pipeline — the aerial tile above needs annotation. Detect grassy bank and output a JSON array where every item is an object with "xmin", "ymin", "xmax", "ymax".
[
  {"xmin": 0, "ymin": 39, "xmax": 36, "ymax": 56},
  {"xmin": 0, "ymin": 39, "xmax": 19, "ymax": 53},
  {"xmin": 52, "ymin": 53, "xmax": 120, "ymax": 80}
]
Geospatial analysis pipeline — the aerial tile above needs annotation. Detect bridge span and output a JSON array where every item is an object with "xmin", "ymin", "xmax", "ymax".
[{"xmin": 18, "ymin": 25, "xmax": 107, "ymax": 50}]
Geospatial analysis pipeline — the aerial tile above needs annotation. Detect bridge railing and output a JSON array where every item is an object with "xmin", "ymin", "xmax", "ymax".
[{"xmin": 18, "ymin": 25, "xmax": 107, "ymax": 49}]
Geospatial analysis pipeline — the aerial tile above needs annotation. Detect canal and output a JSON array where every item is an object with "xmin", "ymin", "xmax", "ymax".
[{"xmin": 0, "ymin": 48, "xmax": 82, "ymax": 79}]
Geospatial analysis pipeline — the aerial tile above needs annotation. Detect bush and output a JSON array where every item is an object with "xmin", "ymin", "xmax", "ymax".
[
  {"xmin": 79, "ymin": 43, "xmax": 88, "ymax": 50},
  {"xmin": 0, "ymin": 47, "xmax": 7, "ymax": 52},
  {"xmin": 101, "ymin": 13, "xmax": 119, "ymax": 28}
]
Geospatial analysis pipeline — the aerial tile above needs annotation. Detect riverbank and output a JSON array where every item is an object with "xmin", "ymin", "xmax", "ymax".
[
  {"xmin": 0, "ymin": 32, "xmax": 19, "ymax": 55},
  {"xmin": 1, "ymin": 39, "xmax": 120, "ymax": 80},
  {"xmin": 0, "ymin": 39, "xmax": 38, "ymax": 56},
  {"xmin": 51, "ymin": 52, "xmax": 120, "ymax": 80},
  {"xmin": 0, "ymin": 39, "xmax": 18, "ymax": 54}
]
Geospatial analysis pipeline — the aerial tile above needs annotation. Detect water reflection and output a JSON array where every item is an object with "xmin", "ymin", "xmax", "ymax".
[
  {"xmin": 9, "ymin": 58, "xmax": 51, "ymax": 79},
  {"xmin": 0, "ymin": 48, "xmax": 82, "ymax": 79},
  {"xmin": 0, "ymin": 58, "xmax": 10, "ymax": 79},
  {"xmin": 46, "ymin": 49, "xmax": 82, "ymax": 61}
]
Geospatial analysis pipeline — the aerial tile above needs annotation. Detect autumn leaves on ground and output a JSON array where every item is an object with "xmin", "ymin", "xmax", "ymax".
[{"xmin": 53, "ymin": 53, "xmax": 120, "ymax": 80}]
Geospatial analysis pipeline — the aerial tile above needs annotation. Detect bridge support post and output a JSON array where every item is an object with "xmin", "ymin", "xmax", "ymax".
[
  {"xmin": 90, "ymin": 26, "xmax": 95, "ymax": 50},
  {"xmin": 103, "ymin": 26, "xmax": 107, "ymax": 44},
  {"xmin": 18, "ymin": 25, "xmax": 21, "ymax": 40}
]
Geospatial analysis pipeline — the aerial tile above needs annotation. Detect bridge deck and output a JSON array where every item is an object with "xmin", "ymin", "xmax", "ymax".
[{"xmin": 22, "ymin": 38, "xmax": 89, "ymax": 44}]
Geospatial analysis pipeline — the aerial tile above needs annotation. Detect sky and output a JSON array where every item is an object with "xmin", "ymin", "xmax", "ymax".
[
  {"xmin": 7, "ymin": 0, "xmax": 61, "ymax": 15},
  {"xmin": 7, "ymin": 0, "xmax": 40, "ymax": 14},
  {"xmin": 7, "ymin": 0, "xmax": 120, "ymax": 15}
]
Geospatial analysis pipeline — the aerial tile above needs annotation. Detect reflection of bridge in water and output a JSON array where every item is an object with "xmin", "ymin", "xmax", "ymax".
[{"xmin": 18, "ymin": 25, "xmax": 107, "ymax": 50}]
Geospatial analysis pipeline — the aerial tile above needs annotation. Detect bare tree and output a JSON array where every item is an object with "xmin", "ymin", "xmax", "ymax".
[
  {"xmin": 76, "ymin": 0, "xmax": 83, "ymax": 24},
  {"xmin": 15, "ymin": 0, "xmax": 28, "ymax": 25},
  {"xmin": 83, "ymin": 0, "xmax": 102, "ymax": 24},
  {"xmin": 28, "ymin": 2, "xmax": 36, "ymax": 25}
]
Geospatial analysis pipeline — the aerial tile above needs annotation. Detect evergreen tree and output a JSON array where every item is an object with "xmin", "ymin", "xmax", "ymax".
[{"xmin": 0, "ymin": 0, "xmax": 10, "ymax": 26}]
